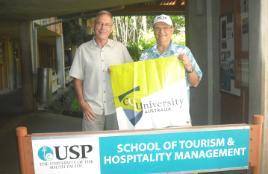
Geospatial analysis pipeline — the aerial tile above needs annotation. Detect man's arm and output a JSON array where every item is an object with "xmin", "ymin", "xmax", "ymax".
[
  {"xmin": 178, "ymin": 54, "xmax": 201, "ymax": 87},
  {"xmin": 186, "ymin": 69, "xmax": 201, "ymax": 87},
  {"xmin": 73, "ymin": 78, "xmax": 96, "ymax": 120}
]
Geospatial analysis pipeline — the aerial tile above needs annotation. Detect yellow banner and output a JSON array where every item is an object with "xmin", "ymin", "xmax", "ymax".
[{"xmin": 110, "ymin": 56, "xmax": 191, "ymax": 130}]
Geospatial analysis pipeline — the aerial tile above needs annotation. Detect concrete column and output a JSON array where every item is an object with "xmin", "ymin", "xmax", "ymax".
[
  {"xmin": 7, "ymin": 39, "xmax": 15, "ymax": 90},
  {"xmin": 249, "ymin": 0, "xmax": 267, "ymax": 172},
  {"xmin": 248, "ymin": 0, "xmax": 262, "ymax": 120},
  {"xmin": 19, "ymin": 21, "xmax": 36, "ymax": 112},
  {"xmin": 31, "ymin": 23, "xmax": 39, "ymax": 94},
  {"xmin": 206, "ymin": 0, "xmax": 213, "ymax": 124},
  {"xmin": 56, "ymin": 35, "xmax": 65, "ymax": 89},
  {"xmin": 31, "ymin": 24, "xmax": 39, "ymax": 73},
  {"xmin": 211, "ymin": 0, "xmax": 221, "ymax": 124},
  {"xmin": 187, "ymin": 0, "xmax": 208, "ymax": 125},
  {"xmin": 260, "ymin": 0, "xmax": 268, "ymax": 172}
]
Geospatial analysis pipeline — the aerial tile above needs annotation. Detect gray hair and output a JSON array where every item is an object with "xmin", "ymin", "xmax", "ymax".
[{"xmin": 95, "ymin": 10, "xmax": 113, "ymax": 21}]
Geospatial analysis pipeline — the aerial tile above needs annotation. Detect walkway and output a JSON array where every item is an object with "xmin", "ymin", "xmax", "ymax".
[{"xmin": 0, "ymin": 111, "xmax": 82, "ymax": 174}]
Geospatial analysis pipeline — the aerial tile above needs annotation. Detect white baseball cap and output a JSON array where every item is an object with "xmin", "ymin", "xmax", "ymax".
[{"xmin": 153, "ymin": 14, "xmax": 173, "ymax": 26}]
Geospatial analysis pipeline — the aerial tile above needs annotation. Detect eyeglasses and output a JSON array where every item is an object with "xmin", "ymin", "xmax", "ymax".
[
  {"xmin": 154, "ymin": 26, "xmax": 172, "ymax": 32},
  {"xmin": 96, "ymin": 22, "xmax": 113, "ymax": 28}
]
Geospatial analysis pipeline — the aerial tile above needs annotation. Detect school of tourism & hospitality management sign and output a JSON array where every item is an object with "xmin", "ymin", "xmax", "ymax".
[{"xmin": 31, "ymin": 125, "xmax": 250, "ymax": 174}]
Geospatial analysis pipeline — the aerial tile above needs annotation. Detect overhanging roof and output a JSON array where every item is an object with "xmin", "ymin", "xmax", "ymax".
[
  {"xmin": 112, "ymin": 0, "xmax": 186, "ymax": 16},
  {"xmin": 0, "ymin": 0, "xmax": 186, "ymax": 21},
  {"xmin": 0, "ymin": 0, "xmax": 186, "ymax": 37},
  {"xmin": 0, "ymin": 0, "xmax": 155, "ymax": 21}
]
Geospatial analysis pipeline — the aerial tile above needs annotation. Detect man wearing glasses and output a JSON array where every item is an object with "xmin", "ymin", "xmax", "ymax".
[
  {"xmin": 139, "ymin": 13, "xmax": 202, "ymax": 174},
  {"xmin": 140, "ymin": 14, "xmax": 202, "ymax": 126},
  {"xmin": 70, "ymin": 10, "xmax": 132, "ymax": 131}
]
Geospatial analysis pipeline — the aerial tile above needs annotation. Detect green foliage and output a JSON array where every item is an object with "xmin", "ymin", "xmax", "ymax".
[
  {"xmin": 127, "ymin": 37, "xmax": 155, "ymax": 61},
  {"xmin": 127, "ymin": 43, "xmax": 140, "ymax": 61},
  {"xmin": 170, "ymin": 15, "xmax": 185, "ymax": 34}
]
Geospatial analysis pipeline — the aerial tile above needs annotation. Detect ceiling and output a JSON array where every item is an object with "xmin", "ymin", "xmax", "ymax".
[
  {"xmin": 0, "ymin": 0, "xmax": 186, "ymax": 38},
  {"xmin": 0, "ymin": 0, "xmax": 156, "ymax": 21}
]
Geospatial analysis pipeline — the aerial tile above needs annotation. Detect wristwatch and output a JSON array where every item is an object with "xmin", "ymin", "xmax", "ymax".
[{"xmin": 186, "ymin": 67, "xmax": 194, "ymax": 73}]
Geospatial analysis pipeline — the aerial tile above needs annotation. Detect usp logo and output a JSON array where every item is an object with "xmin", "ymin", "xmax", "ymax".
[
  {"xmin": 118, "ymin": 86, "xmax": 143, "ymax": 126},
  {"xmin": 38, "ymin": 146, "xmax": 54, "ymax": 161}
]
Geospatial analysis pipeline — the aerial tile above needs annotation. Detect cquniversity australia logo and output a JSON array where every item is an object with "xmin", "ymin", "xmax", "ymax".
[
  {"xmin": 118, "ymin": 86, "xmax": 143, "ymax": 126},
  {"xmin": 38, "ymin": 146, "xmax": 54, "ymax": 161}
]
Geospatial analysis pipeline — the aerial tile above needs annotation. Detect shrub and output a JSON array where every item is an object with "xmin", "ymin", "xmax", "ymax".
[{"xmin": 127, "ymin": 37, "xmax": 155, "ymax": 61}]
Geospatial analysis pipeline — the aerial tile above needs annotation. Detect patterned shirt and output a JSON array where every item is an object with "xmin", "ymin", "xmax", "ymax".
[{"xmin": 140, "ymin": 42, "xmax": 203, "ymax": 87}]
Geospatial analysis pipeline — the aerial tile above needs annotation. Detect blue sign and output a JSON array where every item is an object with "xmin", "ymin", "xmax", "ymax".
[{"xmin": 99, "ymin": 127, "xmax": 249, "ymax": 174}]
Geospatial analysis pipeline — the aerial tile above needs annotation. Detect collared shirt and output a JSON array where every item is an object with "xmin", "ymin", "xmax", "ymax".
[
  {"xmin": 70, "ymin": 39, "xmax": 132, "ymax": 115},
  {"xmin": 139, "ymin": 42, "xmax": 203, "ymax": 87}
]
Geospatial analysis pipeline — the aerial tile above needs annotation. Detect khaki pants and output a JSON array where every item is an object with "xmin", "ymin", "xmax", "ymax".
[{"xmin": 82, "ymin": 113, "xmax": 118, "ymax": 131}]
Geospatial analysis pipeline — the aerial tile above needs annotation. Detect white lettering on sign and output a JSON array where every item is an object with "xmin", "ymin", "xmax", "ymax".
[
  {"xmin": 104, "ymin": 152, "xmax": 172, "ymax": 164},
  {"xmin": 174, "ymin": 147, "xmax": 247, "ymax": 160},
  {"xmin": 117, "ymin": 142, "xmax": 161, "ymax": 153},
  {"xmin": 178, "ymin": 138, "xmax": 225, "ymax": 149},
  {"xmin": 103, "ymin": 137, "xmax": 247, "ymax": 165}
]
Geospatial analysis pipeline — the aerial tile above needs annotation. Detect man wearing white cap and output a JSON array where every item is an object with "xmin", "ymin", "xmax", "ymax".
[
  {"xmin": 140, "ymin": 14, "xmax": 202, "ymax": 88},
  {"xmin": 140, "ymin": 14, "xmax": 201, "ymax": 174}
]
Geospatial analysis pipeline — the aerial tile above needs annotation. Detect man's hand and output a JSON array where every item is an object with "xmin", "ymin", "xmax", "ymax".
[
  {"xmin": 80, "ymin": 101, "xmax": 96, "ymax": 121},
  {"xmin": 178, "ymin": 54, "xmax": 193, "ymax": 73},
  {"xmin": 178, "ymin": 53, "xmax": 200, "ymax": 87}
]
